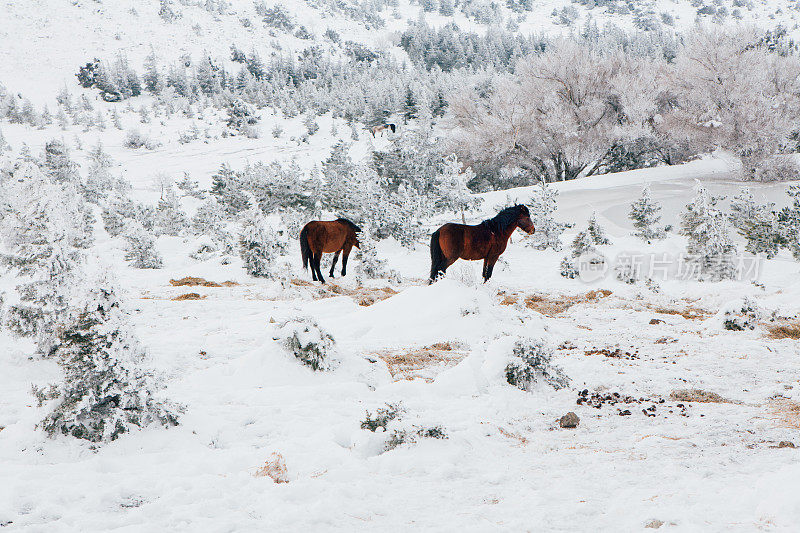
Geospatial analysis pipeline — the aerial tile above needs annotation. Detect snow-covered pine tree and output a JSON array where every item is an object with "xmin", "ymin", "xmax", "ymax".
[
  {"xmin": 629, "ymin": 185, "xmax": 666, "ymax": 242},
  {"xmin": 679, "ymin": 185, "xmax": 737, "ymax": 280},
  {"xmin": 434, "ymin": 154, "xmax": 481, "ymax": 222},
  {"xmin": 153, "ymin": 188, "xmax": 188, "ymax": 236},
  {"xmin": 210, "ymin": 163, "xmax": 251, "ymax": 216},
  {"xmin": 38, "ymin": 278, "xmax": 180, "ymax": 442},
  {"xmin": 176, "ymin": 174, "xmax": 205, "ymax": 199},
  {"xmin": 42, "ymin": 139, "xmax": 79, "ymax": 184},
  {"xmin": 83, "ymin": 141, "xmax": 115, "ymax": 204},
  {"xmin": 0, "ymin": 161, "xmax": 89, "ymax": 355},
  {"xmin": 527, "ymin": 180, "xmax": 567, "ymax": 251},
  {"xmin": 353, "ymin": 225, "xmax": 386, "ymax": 284},
  {"xmin": 777, "ymin": 185, "xmax": 800, "ymax": 260},
  {"xmin": 730, "ymin": 187, "xmax": 783, "ymax": 259},
  {"xmin": 239, "ymin": 206, "xmax": 282, "ymax": 277},
  {"xmin": 587, "ymin": 211, "xmax": 611, "ymax": 245},
  {"xmin": 123, "ymin": 221, "xmax": 163, "ymax": 269}
]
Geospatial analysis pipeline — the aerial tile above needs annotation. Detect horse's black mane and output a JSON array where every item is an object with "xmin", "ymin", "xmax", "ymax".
[
  {"xmin": 480, "ymin": 205, "xmax": 528, "ymax": 234},
  {"xmin": 336, "ymin": 218, "xmax": 362, "ymax": 233}
]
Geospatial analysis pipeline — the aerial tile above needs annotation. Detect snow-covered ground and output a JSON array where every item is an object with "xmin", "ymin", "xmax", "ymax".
[
  {"xmin": 3, "ymin": 1, "xmax": 800, "ymax": 531},
  {"xmin": 3, "ymin": 151, "xmax": 800, "ymax": 530}
]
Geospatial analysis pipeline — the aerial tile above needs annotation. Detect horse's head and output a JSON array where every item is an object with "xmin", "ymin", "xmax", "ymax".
[{"xmin": 515, "ymin": 205, "xmax": 535, "ymax": 234}]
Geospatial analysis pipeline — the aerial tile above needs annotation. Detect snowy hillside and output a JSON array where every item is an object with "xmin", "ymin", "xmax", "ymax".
[{"xmin": 3, "ymin": 1, "xmax": 800, "ymax": 531}]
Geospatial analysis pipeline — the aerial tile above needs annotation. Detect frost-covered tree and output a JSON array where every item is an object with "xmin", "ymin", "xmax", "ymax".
[
  {"xmin": 729, "ymin": 187, "xmax": 783, "ymax": 258},
  {"xmin": 679, "ymin": 186, "xmax": 737, "ymax": 280},
  {"xmin": 83, "ymin": 142, "xmax": 115, "ymax": 203},
  {"xmin": 629, "ymin": 185, "xmax": 666, "ymax": 242},
  {"xmin": 587, "ymin": 212, "xmax": 610, "ymax": 245},
  {"xmin": 0, "ymin": 161, "xmax": 90, "ymax": 355},
  {"xmin": 37, "ymin": 278, "xmax": 180, "ymax": 442},
  {"xmin": 669, "ymin": 27, "xmax": 800, "ymax": 179},
  {"xmin": 777, "ymin": 185, "xmax": 800, "ymax": 260},
  {"xmin": 527, "ymin": 181, "xmax": 567, "ymax": 250},
  {"xmin": 42, "ymin": 139, "xmax": 79, "ymax": 184},
  {"xmin": 449, "ymin": 39, "xmax": 660, "ymax": 181},
  {"xmin": 123, "ymin": 221, "xmax": 163, "ymax": 269},
  {"xmin": 353, "ymin": 226, "xmax": 386, "ymax": 284},
  {"xmin": 238, "ymin": 207, "xmax": 286, "ymax": 277},
  {"xmin": 176, "ymin": 174, "xmax": 204, "ymax": 199},
  {"xmin": 434, "ymin": 154, "xmax": 481, "ymax": 222},
  {"xmin": 153, "ymin": 188, "xmax": 188, "ymax": 236}
]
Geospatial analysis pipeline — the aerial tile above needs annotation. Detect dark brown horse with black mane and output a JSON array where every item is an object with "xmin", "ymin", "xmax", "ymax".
[
  {"xmin": 300, "ymin": 218, "xmax": 361, "ymax": 283},
  {"xmin": 429, "ymin": 205, "xmax": 534, "ymax": 283}
]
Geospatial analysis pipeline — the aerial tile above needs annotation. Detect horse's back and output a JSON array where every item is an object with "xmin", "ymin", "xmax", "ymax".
[{"xmin": 303, "ymin": 220, "xmax": 348, "ymax": 253}]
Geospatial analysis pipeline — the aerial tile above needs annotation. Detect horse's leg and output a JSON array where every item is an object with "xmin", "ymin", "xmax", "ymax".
[
  {"xmin": 484, "ymin": 257, "xmax": 498, "ymax": 282},
  {"xmin": 310, "ymin": 251, "xmax": 318, "ymax": 281},
  {"xmin": 329, "ymin": 250, "xmax": 340, "ymax": 278},
  {"xmin": 482, "ymin": 258, "xmax": 489, "ymax": 281},
  {"xmin": 341, "ymin": 244, "xmax": 352, "ymax": 276},
  {"xmin": 314, "ymin": 253, "xmax": 325, "ymax": 284}
]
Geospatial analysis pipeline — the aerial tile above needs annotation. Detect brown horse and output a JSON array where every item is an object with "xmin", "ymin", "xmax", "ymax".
[
  {"xmin": 429, "ymin": 205, "xmax": 535, "ymax": 283},
  {"xmin": 371, "ymin": 123, "xmax": 396, "ymax": 137},
  {"xmin": 300, "ymin": 218, "xmax": 361, "ymax": 283}
]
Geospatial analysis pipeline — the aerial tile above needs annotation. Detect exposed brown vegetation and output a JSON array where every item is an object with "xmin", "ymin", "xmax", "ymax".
[
  {"xmin": 767, "ymin": 398, "xmax": 800, "ymax": 429},
  {"xmin": 767, "ymin": 321, "xmax": 800, "ymax": 340},
  {"xmin": 523, "ymin": 289, "xmax": 612, "ymax": 317},
  {"xmin": 650, "ymin": 306, "xmax": 708, "ymax": 320},
  {"xmin": 669, "ymin": 389, "xmax": 728, "ymax": 403},
  {"xmin": 170, "ymin": 276, "xmax": 238, "ymax": 287},
  {"xmin": 172, "ymin": 293, "xmax": 206, "ymax": 301},
  {"xmin": 375, "ymin": 343, "xmax": 467, "ymax": 382},
  {"xmin": 254, "ymin": 453, "xmax": 289, "ymax": 483}
]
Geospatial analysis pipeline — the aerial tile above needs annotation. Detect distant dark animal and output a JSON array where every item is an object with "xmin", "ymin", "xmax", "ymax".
[
  {"xmin": 371, "ymin": 123, "xmax": 396, "ymax": 137},
  {"xmin": 429, "ymin": 205, "xmax": 535, "ymax": 283},
  {"xmin": 300, "ymin": 219, "xmax": 361, "ymax": 283}
]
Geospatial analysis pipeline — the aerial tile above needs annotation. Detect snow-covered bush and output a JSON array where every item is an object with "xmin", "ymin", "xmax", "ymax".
[
  {"xmin": 353, "ymin": 227, "xmax": 386, "ymax": 284},
  {"xmin": 123, "ymin": 221, "xmax": 163, "ymax": 269},
  {"xmin": 275, "ymin": 316, "xmax": 336, "ymax": 371},
  {"xmin": 629, "ymin": 185, "xmax": 667, "ymax": 242},
  {"xmin": 238, "ymin": 207, "xmax": 287, "ymax": 278},
  {"xmin": 777, "ymin": 185, "xmax": 800, "ymax": 260},
  {"xmin": 680, "ymin": 186, "xmax": 737, "ymax": 280},
  {"xmin": 360, "ymin": 402, "xmax": 446, "ymax": 451},
  {"xmin": 730, "ymin": 187, "xmax": 783, "ymax": 259},
  {"xmin": 504, "ymin": 338, "xmax": 569, "ymax": 391},
  {"xmin": 720, "ymin": 297, "xmax": 761, "ymax": 331},
  {"xmin": 124, "ymin": 129, "xmax": 149, "ymax": 149},
  {"xmin": 37, "ymin": 281, "xmax": 180, "ymax": 442}
]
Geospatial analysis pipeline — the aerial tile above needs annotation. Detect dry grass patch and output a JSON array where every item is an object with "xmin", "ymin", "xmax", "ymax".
[
  {"xmin": 375, "ymin": 343, "xmax": 467, "ymax": 382},
  {"xmin": 767, "ymin": 399, "xmax": 800, "ymax": 429},
  {"xmin": 669, "ymin": 389, "xmax": 728, "ymax": 403},
  {"xmin": 650, "ymin": 305, "xmax": 708, "ymax": 320},
  {"xmin": 311, "ymin": 283, "xmax": 398, "ymax": 306},
  {"xmin": 767, "ymin": 321, "xmax": 800, "ymax": 340},
  {"xmin": 523, "ymin": 289, "xmax": 612, "ymax": 317},
  {"xmin": 254, "ymin": 453, "xmax": 289, "ymax": 483},
  {"xmin": 172, "ymin": 292, "xmax": 206, "ymax": 301},
  {"xmin": 170, "ymin": 276, "xmax": 238, "ymax": 287}
]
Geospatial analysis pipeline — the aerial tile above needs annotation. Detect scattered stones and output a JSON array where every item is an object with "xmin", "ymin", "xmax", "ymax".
[
  {"xmin": 649, "ymin": 318, "xmax": 665, "ymax": 325},
  {"xmin": 584, "ymin": 346, "xmax": 639, "ymax": 360},
  {"xmin": 559, "ymin": 412, "xmax": 580, "ymax": 428},
  {"xmin": 778, "ymin": 441, "xmax": 796, "ymax": 448},
  {"xmin": 654, "ymin": 337, "xmax": 678, "ymax": 344}
]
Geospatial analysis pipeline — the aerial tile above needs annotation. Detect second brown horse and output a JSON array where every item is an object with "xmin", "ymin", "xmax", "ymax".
[
  {"xmin": 429, "ymin": 205, "xmax": 535, "ymax": 283},
  {"xmin": 300, "ymin": 218, "xmax": 361, "ymax": 283}
]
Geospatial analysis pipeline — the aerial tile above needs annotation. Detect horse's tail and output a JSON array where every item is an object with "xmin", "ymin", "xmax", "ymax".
[
  {"xmin": 429, "ymin": 228, "xmax": 446, "ymax": 283},
  {"xmin": 300, "ymin": 225, "xmax": 311, "ymax": 270},
  {"xmin": 389, "ymin": 123, "xmax": 396, "ymax": 134}
]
